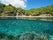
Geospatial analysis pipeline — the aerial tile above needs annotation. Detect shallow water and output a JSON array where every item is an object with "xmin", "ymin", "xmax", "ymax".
[{"xmin": 0, "ymin": 18, "xmax": 53, "ymax": 40}]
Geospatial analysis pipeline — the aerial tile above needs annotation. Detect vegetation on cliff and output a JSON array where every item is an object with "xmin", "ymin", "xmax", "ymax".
[{"xmin": 0, "ymin": 3, "xmax": 53, "ymax": 16}]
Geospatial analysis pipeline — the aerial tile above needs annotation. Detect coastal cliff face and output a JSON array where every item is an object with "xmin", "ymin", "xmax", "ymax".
[
  {"xmin": 0, "ymin": 12, "xmax": 52, "ymax": 17},
  {"xmin": 0, "ymin": 4, "xmax": 53, "ymax": 17}
]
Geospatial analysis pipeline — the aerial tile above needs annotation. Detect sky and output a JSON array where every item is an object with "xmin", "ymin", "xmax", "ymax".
[
  {"xmin": 0, "ymin": 0, "xmax": 53, "ymax": 10},
  {"xmin": 26, "ymin": 0, "xmax": 53, "ymax": 9}
]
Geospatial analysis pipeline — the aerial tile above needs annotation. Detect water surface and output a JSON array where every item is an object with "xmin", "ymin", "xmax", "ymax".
[{"xmin": 0, "ymin": 18, "xmax": 53, "ymax": 40}]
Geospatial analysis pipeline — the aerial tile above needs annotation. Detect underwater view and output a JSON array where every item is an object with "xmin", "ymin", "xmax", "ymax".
[{"xmin": 0, "ymin": 17, "xmax": 53, "ymax": 40}]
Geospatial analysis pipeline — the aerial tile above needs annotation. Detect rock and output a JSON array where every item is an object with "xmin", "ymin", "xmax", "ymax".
[
  {"xmin": 0, "ymin": 32, "xmax": 6, "ymax": 39},
  {"xmin": 0, "ymin": 32, "xmax": 49, "ymax": 40},
  {"xmin": 33, "ymin": 34, "xmax": 49, "ymax": 40},
  {"xmin": 7, "ymin": 35, "xmax": 15, "ymax": 40},
  {"xmin": 19, "ymin": 33, "xmax": 34, "ymax": 40},
  {"xmin": 16, "ymin": 32, "xmax": 49, "ymax": 40},
  {"xmin": 16, "ymin": 35, "xmax": 21, "ymax": 40}
]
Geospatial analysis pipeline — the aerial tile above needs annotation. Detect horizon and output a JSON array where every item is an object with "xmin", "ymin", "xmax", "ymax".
[{"xmin": 0, "ymin": 0, "xmax": 53, "ymax": 10}]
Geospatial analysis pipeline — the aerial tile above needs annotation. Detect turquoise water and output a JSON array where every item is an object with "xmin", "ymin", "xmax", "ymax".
[{"xmin": 0, "ymin": 19, "xmax": 53, "ymax": 40}]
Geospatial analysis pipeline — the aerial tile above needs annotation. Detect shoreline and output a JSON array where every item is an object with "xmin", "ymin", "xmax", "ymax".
[
  {"xmin": 0, "ymin": 16, "xmax": 53, "ymax": 22},
  {"xmin": 0, "ymin": 16, "xmax": 53, "ymax": 18}
]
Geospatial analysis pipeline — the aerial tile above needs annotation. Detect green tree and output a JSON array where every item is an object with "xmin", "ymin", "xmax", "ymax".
[
  {"xmin": 3, "ymin": 4, "xmax": 16, "ymax": 16},
  {"xmin": 0, "ymin": 3, "xmax": 6, "ymax": 15}
]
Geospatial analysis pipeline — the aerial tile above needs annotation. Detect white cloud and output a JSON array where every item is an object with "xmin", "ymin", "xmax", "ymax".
[{"xmin": 0, "ymin": 0, "xmax": 27, "ymax": 8}]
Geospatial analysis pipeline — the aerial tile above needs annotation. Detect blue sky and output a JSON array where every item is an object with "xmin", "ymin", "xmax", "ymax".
[{"xmin": 25, "ymin": 0, "xmax": 53, "ymax": 9}]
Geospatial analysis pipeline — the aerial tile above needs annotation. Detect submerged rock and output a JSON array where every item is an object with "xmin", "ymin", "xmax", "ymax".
[
  {"xmin": 19, "ymin": 33, "xmax": 34, "ymax": 40},
  {"xmin": 0, "ymin": 32, "xmax": 7, "ymax": 39},
  {"xmin": 16, "ymin": 32, "xmax": 49, "ymax": 40},
  {"xmin": 33, "ymin": 34, "xmax": 48, "ymax": 40},
  {"xmin": 0, "ymin": 32, "xmax": 49, "ymax": 40}
]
